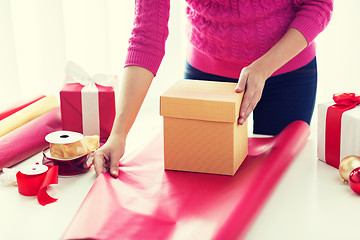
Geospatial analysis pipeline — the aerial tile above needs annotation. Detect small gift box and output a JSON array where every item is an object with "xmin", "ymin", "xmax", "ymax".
[
  {"xmin": 60, "ymin": 62, "xmax": 117, "ymax": 142},
  {"xmin": 317, "ymin": 93, "xmax": 360, "ymax": 168},
  {"xmin": 160, "ymin": 79, "xmax": 248, "ymax": 175}
]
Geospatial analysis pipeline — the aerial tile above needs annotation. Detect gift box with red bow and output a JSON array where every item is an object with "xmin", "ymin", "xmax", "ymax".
[
  {"xmin": 318, "ymin": 93, "xmax": 360, "ymax": 168},
  {"xmin": 60, "ymin": 62, "xmax": 117, "ymax": 142}
]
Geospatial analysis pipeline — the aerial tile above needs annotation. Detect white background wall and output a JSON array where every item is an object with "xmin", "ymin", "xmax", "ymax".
[{"xmin": 316, "ymin": 0, "xmax": 360, "ymax": 101}]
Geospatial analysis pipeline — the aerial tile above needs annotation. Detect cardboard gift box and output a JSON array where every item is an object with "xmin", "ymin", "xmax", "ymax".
[
  {"xmin": 160, "ymin": 79, "xmax": 248, "ymax": 175},
  {"xmin": 317, "ymin": 93, "xmax": 360, "ymax": 168},
  {"xmin": 60, "ymin": 83, "xmax": 115, "ymax": 141}
]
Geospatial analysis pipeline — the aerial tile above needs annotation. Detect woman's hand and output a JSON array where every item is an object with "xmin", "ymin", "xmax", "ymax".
[
  {"xmin": 235, "ymin": 62, "xmax": 268, "ymax": 125},
  {"xmin": 93, "ymin": 135, "xmax": 126, "ymax": 178},
  {"xmin": 92, "ymin": 65, "xmax": 154, "ymax": 178},
  {"xmin": 234, "ymin": 28, "xmax": 308, "ymax": 125}
]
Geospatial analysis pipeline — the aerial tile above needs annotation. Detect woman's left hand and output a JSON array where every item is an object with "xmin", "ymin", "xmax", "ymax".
[
  {"xmin": 234, "ymin": 28, "xmax": 309, "ymax": 125},
  {"xmin": 235, "ymin": 62, "xmax": 268, "ymax": 125}
]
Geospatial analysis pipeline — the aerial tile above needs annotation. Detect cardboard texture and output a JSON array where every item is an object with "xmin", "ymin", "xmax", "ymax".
[
  {"xmin": 318, "ymin": 102, "xmax": 360, "ymax": 168},
  {"xmin": 160, "ymin": 79, "xmax": 248, "ymax": 175},
  {"xmin": 60, "ymin": 83, "xmax": 115, "ymax": 141}
]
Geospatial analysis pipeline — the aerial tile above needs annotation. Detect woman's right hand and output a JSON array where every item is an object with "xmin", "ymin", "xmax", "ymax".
[
  {"xmin": 92, "ymin": 65, "xmax": 154, "ymax": 178},
  {"xmin": 93, "ymin": 135, "xmax": 126, "ymax": 178}
]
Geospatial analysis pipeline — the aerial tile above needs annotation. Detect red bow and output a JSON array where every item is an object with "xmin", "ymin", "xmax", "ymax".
[{"xmin": 333, "ymin": 93, "xmax": 360, "ymax": 107}]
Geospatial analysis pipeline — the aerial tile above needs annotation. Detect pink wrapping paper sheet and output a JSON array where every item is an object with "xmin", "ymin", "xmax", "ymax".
[
  {"xmin": 62, "ymin": 121, "xmax": 309, "ymax": 240},
  {"xmin": 0, "ymin": 108, "xmax": 61, "ymax": 171}
]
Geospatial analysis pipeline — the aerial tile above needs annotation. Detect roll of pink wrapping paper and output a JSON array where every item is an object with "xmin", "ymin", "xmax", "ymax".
[
  {"xmin": 0, "ymin": 108, "xmax": 61, "ymax": 171},
  {"xmin": 0, "ymin": 95, "xmax": 45, "ymax": 121},
  {"xmin": 62, "ymin": 121, "xmax": 309, "ymax": 240}
]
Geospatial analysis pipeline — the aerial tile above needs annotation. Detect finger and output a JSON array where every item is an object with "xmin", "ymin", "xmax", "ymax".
[
  {"xmin": 239, "ymin": 89, "xmax": 255, "ymax": 122},
  {"xmin": 249, "ymin": 91, "xmax": 262, "ymax": 113},
  {"xmin": 109, "ymin": 148, "xmax": 122, "ymax": 178},
  {"xmin": 235, "ymin": 70, "xmax": 248, "ymax": 93},
  {"xmin": 93, "ymin": 150, "xmax": 107, "ymax": 176},
  {"xmin": 238, "ymin": 91, "xmax": 262, "ymax": 125},
  {"xmin": 109, "ymin": 158, "xmax": 120, "ymax": 178}
]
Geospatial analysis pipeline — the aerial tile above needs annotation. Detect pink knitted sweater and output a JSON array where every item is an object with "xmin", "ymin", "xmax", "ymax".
[{"xmin": 125, "ymin": 0, "xmax": 333, "ymax": 78}]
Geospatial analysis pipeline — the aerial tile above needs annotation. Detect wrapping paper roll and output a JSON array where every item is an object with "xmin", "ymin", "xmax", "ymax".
[
  {"xmin": 0, "ymin": 95, "xmax": 45, "ymax": 121},
  {"xmin": 0, "ymin": 95, "xmax": 58, "ymax": 137},
  {"xmin": 0, "ymin": 108, "xmax": 61, "ymax": 171},
  {"xmin": 62, "ymin": 121, "xmax": 309, "ymax": 240}
]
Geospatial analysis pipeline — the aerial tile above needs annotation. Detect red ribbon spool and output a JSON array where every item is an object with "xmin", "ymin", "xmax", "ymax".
[
  {"xmin": 42, "ymin": 148, "xmax": 92, "ymax": 176},
  {"xmin": 16, "ymin": 164, "xmax": 58, "ymax": 206}
]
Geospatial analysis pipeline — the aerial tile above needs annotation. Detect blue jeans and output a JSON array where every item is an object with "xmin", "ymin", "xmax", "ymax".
[{"xmin": 184, "ymin": 58, "xmax": 317, "ymax": 135}]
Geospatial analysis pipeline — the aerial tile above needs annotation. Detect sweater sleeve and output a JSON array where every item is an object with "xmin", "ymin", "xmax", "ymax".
[
  {"xmin": 125, "ymin": 0, "xmax": 170, "ymax": 76},
  {"xmin": 289, "ymin": 0, "xmax": 333, "ymax": 45}
]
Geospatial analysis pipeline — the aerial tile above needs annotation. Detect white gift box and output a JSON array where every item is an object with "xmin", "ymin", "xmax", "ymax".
[{"xmin": 318, "ymin": 102, "xmax": 360, "ymax": 168}]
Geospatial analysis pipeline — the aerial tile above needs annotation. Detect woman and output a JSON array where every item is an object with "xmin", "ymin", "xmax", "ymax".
[{"xmin": 94, "ymin": 0, "xmax": 333, "ymax": 177}]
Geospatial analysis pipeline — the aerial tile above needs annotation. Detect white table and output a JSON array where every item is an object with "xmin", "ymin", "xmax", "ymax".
[{"xmin": 1, "ymin": 111, "xmax": 358, "ymax": 240}]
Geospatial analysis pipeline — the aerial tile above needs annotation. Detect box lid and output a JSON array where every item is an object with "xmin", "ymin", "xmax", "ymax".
[{"xmin": 160, "ymin": 80, "xmax": 243, "ymax": 123}]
